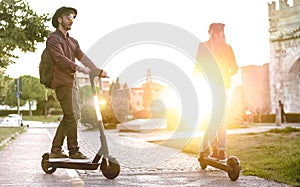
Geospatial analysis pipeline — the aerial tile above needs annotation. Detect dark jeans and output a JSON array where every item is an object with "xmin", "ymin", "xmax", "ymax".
[{"xmin": 51, "ymin": 86, "xmax": 79, "ymax": 154}]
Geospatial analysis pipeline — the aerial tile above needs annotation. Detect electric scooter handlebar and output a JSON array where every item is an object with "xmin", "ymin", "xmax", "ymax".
[{"xmin": 89, "ymin": 69, "xmax": 109, "ymax": 93}]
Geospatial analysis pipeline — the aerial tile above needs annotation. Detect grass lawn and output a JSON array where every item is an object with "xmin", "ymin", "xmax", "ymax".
[
  {"xmin": 151, "ymin": 126, "xmax": 300, "ymax": 186},
  {"xmin": 0, "ymin": 127, "xmax": 25, "ymax": 150}
]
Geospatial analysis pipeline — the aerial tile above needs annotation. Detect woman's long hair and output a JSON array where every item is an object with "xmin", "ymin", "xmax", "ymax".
[{"xmin": 205, "ymin": 30, "xmax": 227, "ymax": 60}]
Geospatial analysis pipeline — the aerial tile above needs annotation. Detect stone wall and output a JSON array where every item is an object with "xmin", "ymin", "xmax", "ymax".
[
  {"xmin": 268, "ymin": 0, "xmax": 300, "ymax": 113},
  {"xmin": 240, "ymin": 64, "xmax": 271, "ymax": 114}
]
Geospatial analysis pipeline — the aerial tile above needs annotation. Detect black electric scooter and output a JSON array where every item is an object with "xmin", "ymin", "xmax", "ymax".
[
  {"xmin": 41, "ymin": 70, "xmax": 120, "ymax": 179},
  {"xmin": 198, "ymin": 151, "xmax": 241, "ymax": 181}
]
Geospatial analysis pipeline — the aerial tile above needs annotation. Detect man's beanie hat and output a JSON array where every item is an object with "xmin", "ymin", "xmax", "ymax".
[{"xmin": 52, "ymin": 6, "xmax": 77, "ymax": 28}]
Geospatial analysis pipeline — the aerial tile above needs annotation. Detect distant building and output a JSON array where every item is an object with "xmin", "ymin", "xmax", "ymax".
[
  {"xmin": 240, "ymin": 64, "xmax": 271, "ymax": 114},
  {"xmin": 228, "ymin": 69, "xmax": 244, "ymax": 116},
  {"xmin": 230, "ymin": 0, "xmax": 300, "ymax": 116},
  {"xmin": 129, "ymin": 88, "xmax": 144, "ymax": 112},
  {"xmin": 76, "ymin": 72, "xmax": 110, "ymax": 96},
  {"xmin": 129, "ymin": 81, "xmax": 164, "ymax": 113},
  {"xmin": 228, "ymin": 65, "xmax": 271, "ymax": 118},
  {"xmin": 268, "ymin": 0, "xmax": 300, "ymax": 113}
]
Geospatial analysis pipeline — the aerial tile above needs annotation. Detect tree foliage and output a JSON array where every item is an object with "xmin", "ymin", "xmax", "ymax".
[
  {"xmin": 79, "ymin": 85, "xmax": 93, "ymax": 105},
  {"xmin": 4, "ymin": 78, "xmax": 25, "ymax": 106},
  {"xmin": 4, "ymin": 75, "xmax": 46, "ymax": 107},
  {"xmin": 3, "ymin": 75, "xmax": 58, "ymax": 116},
  {"xmin": 0, "ymin": 0, "xmax": 51, "ymax": 69},
  {"xmin": 20, "ymin": 75, "xmax": 46, "ymax": 102},
  {"xmin": 0, "ymin": 71, "xmax": 11, "ymax": 104}
]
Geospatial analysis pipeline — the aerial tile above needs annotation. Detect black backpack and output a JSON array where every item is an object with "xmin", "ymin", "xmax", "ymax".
[
  {"xmin": 39, "ymin": 48, "xmax": 54, "ymax": 88},
  {"xmin": 39, "ymin": 34, "xmax": 63, "ymax": 88}
]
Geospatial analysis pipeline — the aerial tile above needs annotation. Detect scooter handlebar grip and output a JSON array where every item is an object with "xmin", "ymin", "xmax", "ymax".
[
  {"xmin": 89, "ymin": 69, "xmax": 109, "ymax": 93},
  {"xmin": 99, "ymin": 70, "xmax": 109, "ymax": 78},
  {"xmin": 89, "ymin": 69, "xmax": 109, "ymax": 79}
]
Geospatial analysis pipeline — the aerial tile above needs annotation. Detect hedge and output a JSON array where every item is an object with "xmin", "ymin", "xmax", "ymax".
[{"xmin": 0, "ymin": 109, "xmax": 62, "ymax": 117}]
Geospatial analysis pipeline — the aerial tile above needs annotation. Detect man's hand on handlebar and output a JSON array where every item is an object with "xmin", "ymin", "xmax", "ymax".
[
  {"xmin": 88, "ymin": 69, "xmax": 109, "ymax": 78},
  {"xmin": 99, "ymin": 69, "xmax": 109, "ymax": 78}
]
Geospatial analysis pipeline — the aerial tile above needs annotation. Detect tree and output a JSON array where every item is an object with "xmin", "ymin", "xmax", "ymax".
[
  {"xmin": 79, "ymin": 85, "xmax": 93, "ymax": 105},
  {"xmin": 4, "ymin": 78, "xmax": 26, "ymax": 107},
  {"xmin": 4, "ymin": 75, "xmax": 48, "ymax": 116},
  {"xmin": 20, "ymin": 75, "xmax": 46, "ymax": 115},
  {"xmin": 0, "ymin": 0, "xmax": 51, "ymax": 69},
  {"xmin": 110, "ymin": 78, "xmax": 130, "ymax": 123},
  {"xmin": 35, "ymin": 92, "xmax": 60, "ymax": 117},
  {"xmin": 0, "ymin": 71, "xmax": 11, "ymax": 104}
]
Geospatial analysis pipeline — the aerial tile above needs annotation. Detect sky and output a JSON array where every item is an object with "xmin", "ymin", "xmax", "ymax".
[{"xmin": 5, "ymin": 0, "xmax": 288, "ymax": 79}]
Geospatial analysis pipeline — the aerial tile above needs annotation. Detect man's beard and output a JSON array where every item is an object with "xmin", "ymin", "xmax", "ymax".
[{"xmin": 61, "ymin": 21, "xmax": 71, "ymax": 31}]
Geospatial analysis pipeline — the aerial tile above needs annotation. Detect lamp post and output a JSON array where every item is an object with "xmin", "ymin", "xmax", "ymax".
[{"xmin": 14, "ymin": 78, "xmax": 22, "ymax": 115}]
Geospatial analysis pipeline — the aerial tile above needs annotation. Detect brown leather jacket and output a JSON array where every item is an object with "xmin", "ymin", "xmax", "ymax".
[{"xmin": 46, "ymin": 29, "xmax": 98, "ymax": 88}]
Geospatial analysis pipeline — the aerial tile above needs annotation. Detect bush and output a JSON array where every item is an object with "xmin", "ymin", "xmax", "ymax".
[
  {"xmin": 0, "ymin": 110, "xmax": 19, "ymax": 117},
  {"xmin": 80, "ymin": 103, "xmax": 119, "ymax": 129},
  {"xmin": 260, "ymin": 114, "xmax": 275, "ymax": 123},
  {"xmin": 80, "ymin": 103, "xmax": 97, "ymax": 127},
  {"xmin": 286, "ymin": 113, "xmax": 300, "ymax": 123},
  {"xmin": 252, "ymin": 113, "xmax": 300, "ymax": 123}
]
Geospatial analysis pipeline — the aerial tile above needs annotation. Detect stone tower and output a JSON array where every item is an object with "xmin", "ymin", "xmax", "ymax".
[{"xmin": 268, "ymin": 0, "xmax": 300, "ymax": 113}]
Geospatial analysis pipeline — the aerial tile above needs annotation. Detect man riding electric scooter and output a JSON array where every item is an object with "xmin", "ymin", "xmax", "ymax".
[{"xmin": 45, "ymin": 6, "xmax": 107, "ymax": 160}]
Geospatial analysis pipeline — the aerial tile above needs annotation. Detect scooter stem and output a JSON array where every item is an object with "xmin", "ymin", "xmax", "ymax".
[{"xmin": 89, "ymin": 69, "xmax": 110, "ymax": 161}]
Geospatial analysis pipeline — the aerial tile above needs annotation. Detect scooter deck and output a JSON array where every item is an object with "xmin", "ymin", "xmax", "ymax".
[
  {"xmin": 198, "ymin": 155, "xmax": 241, "ymax": 181},
  {"xmin": 202, "ymin": 157, "xmax": 228, "ymax": 172},
  {"xmin": 46, "ymin": 160, "xmax": 100, "ymax": 170},
  {"xmin": 49, "ymin": 158, "xmax": 92, "ymax": 163}
]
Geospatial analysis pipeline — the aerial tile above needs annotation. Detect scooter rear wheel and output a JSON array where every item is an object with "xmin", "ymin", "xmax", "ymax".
[
  {"xmin": 200, "ymin": 161, "xmax": 207, "ymax": 169},
  {"xmin": 198, "ymin": 154, "xmax": 207, "ymax": 169},
  {"xmin": 41, "ymin": 153, "xmax": 56, "ymax": 174},
  {"xmin": 100, "ymin": 157, "xmax": 120, "ymax": 179},
  {"xmin": 41, "ymin": 161, "xmax": 56, "ymax": 174}
]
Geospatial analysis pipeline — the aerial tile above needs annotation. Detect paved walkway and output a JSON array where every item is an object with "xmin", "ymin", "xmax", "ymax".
[{"xmin": 0, "ymin": 123, "xmax": 296, "ymax": 186}]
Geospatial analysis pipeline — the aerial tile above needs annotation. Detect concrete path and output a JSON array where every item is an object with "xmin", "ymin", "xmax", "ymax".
[{"xmin": 0, "ymin": 123, "xmax": 295, "ymax": 186}]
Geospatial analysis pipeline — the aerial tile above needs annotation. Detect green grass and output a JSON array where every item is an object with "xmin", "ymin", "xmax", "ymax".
[
  {"xmin": 22, "ymin": 115, "xmax": 61, "ymax": 122},
  {"xmin": 151, "ymin": 126, "xmax": 300, "ymax": 186},
  {"xmin": 0, "ymin": 127, "xmax": 25, "ymax": 150}
]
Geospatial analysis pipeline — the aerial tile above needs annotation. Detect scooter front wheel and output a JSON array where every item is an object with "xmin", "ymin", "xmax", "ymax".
[
  {"xmin": 100, "ymin": 157, "xmax": 120, "ymax": 179},
  {"xmin": 226, "ymin": 156, "xmax": 241, "ymax": 181}
]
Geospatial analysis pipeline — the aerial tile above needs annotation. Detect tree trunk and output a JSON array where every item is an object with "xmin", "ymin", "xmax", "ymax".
[
  {"xmin": 29, "ymin": 100, "xmax": 32, "ymax": 116},
  {"xmin": 44, "ymin": 101, "xmax": 48, "ymax": 118}
]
